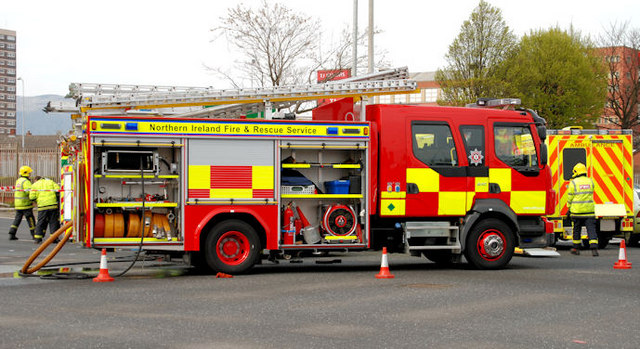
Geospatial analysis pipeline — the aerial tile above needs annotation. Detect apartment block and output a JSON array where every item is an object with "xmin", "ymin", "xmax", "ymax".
[{"xmin": 0, "ymin": 29, "xmax": 17, "ymax": 135}]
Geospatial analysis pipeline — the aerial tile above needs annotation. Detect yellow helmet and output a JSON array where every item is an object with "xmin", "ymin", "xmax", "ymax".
[
  {"xmin": 572, "ymin": 163, "xmax": 587, "ymax": 178},
  {"xmin": 19, "ymin": 166, "xmax": 33, "ymax": 177}
]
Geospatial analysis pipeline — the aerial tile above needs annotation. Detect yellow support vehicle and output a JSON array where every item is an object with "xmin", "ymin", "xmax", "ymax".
[{"xmin": 546, "ymin": 126, "xmax": 635, "ymax": 248}]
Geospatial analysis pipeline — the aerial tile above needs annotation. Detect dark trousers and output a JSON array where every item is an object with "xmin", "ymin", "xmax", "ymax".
[
  {"xmin": 9, "ymin": 208, "xmax": 36, "ymax": 238},
  {"xmin": 572, "ymin": 217, "xmax": 598, "ymax": 249},
  {"xmin": 35, "ymin": 208, "xmax": 60, "ymax": 239}
]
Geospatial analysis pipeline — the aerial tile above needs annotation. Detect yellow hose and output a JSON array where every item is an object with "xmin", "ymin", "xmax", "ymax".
[{"xmin": 21, "ymin": 221, "xmax": 74, "ymax": 275}]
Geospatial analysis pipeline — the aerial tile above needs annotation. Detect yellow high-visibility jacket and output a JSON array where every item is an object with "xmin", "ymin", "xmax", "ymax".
[
  {"xmin": 14, "ymin": 176, "xmax": 33, "ymax": 210},
  {"xmin": 567, "ymin": 175, "xmax": 595, "ymax": 217},
  {"xmin": 29, "ymin": 178, "xmax": 60, "ymax": 211}
]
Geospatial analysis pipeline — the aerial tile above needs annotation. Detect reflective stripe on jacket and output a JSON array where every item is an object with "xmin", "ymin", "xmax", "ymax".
[
  {"xmin": 29, "ymin": 178, "xmax": 60, "ymax": 211},
  {"xmin": 567, "ymin": 175, "xmax": 595, "ymax": 216},
  {"xmin": 14, "ymin": 176, "xmax": 33, "ymax": 210}
]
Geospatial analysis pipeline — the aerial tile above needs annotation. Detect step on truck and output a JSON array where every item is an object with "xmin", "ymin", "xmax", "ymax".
[{"xmin": 49, "ymin": 75, "xmax": 555, "ymax": 273}]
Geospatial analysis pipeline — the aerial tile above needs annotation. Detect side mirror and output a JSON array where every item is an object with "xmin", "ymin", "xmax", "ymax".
[
  {"xmin": 537, "ymin": 125, "xmax": 547, "ymax": 141},
  {"xmin": 540, "ymin": 143, "xmax": 548, "ymax": 166}
]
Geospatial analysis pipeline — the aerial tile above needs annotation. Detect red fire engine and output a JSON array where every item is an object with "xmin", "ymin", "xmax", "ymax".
[{"xmin": 48, "ymin": 70, "xmax": 555, "ymax": 273}]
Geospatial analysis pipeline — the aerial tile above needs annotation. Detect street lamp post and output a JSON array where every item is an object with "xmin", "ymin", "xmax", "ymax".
[{"xmin": 17, "ymin": 77, "xmax": 24, "ymax": 149}]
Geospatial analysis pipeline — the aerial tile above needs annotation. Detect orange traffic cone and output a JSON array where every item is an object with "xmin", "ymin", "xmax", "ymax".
[
  {"xmin": 613, "ymin": 240, "xmax": 632, "ymax": 269},
  {"xmin": 296, "ymin": 206, "xmax": 311, "ymax": 228},
  {"xmin": 93, "ymin": 248, "xmax": 115, "ymax": 282},
  {"xmin": 375, "ymin": 247, "xmax": 395, "ymax": 279}
]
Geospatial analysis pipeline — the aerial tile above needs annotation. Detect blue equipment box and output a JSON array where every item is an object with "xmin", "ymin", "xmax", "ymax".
[{"xmin": 324, "ymin": 180, "xmax": 350, "ymax": 194}]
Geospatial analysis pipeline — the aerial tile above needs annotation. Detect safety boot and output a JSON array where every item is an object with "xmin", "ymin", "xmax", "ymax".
[
  {"xmin": 34, "ymin": 238, "xmax": 42, "ymax": 244},
  {"xmin": 570, "ymin": 248, "xmax": 580, "ymax": 255},
  {"xmin": 9, "ymin": 234, "xmax": 18, "ymax": 241},
  {"xmin": 591, "ymin": 248, "xmax": 599, "ymax": 257}
]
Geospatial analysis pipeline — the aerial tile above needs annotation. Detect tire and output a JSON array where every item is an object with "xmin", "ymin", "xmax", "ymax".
[
  {"xmin": 596, "ymin": 232, "xmax": 610, "ymax": 249},
  {"xmin": 628, "ymin": 234, "xmax": 640, "ymax": 247},
  {"xmin": 464, "ymin": 218, "xmax": 514, "ymax": 270},
  {"xmin": 204, "ymin": 220, "xmax": 261, "ymax": 274},
  {"xmin": 423, "ymin": 251, "xmax": 454, "ymax": 265},
  {"xmin": 549, "ymin": 233, "xmax": 559, "ymax": 247}
]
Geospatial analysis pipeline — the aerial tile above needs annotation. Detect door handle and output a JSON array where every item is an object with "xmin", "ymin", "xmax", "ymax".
[
  {"xmin": 407, "ymin": 183, "xmax": 419, "ymax": 194},
  {"xmin": 489, "ymin": 183, "xmax": 501, "ymax": 194}
]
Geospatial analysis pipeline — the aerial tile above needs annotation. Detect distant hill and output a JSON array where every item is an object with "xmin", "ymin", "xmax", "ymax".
[{"xmin": 16, "ymin": 95, "xmax": 73, "ymax": 135}]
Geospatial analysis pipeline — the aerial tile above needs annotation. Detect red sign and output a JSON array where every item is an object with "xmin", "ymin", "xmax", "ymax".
[
  {"xmin": 317, "ymin": 69, "xmax": 352, "ymax": 106},
  {"xmin": 317, "ymin": 69, "xmax": 351, "ymax": 83}
]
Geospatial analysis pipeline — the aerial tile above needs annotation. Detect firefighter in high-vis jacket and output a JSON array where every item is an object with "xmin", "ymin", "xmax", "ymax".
[
  {"xmin": 567, "ymin": 163, "xmax": 599, "ymax": 256},
  {"xmin": 8, "ymin": 166, "xmax": 36, "ymax": 240},
  {"xmin": 29, "ymin": 176, "xmax": 60, "ymax": 244}
]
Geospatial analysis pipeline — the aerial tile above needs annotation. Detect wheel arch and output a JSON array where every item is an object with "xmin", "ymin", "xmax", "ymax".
[
  {"xmin": 462, "ymin": 199, "xmax": 519, "ymax": 252},
  {"xmin": 199, "ymin": 212, "xmax": 267, "ymax": 253}
]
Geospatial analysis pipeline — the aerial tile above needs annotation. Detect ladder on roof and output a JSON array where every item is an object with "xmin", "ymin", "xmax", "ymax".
[
  {"xmin": 45, "ymin": 67, "xmax": 418, "ymax": 118},
  {"xmin": 78, "ymin": 79, "xmax": 416, "ymax": 110},
  {"xmin": 70, "ymin": 66, "xmax": 411, "ymax": 98}
]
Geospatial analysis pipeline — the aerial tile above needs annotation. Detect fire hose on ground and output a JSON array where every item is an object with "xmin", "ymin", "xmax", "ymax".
[
  {"xmin": 18, "ymin": 218, "xmax": 152, "ymax": 279},
  {"xmin": 20, "ymin": 161, "xmax": 151, "ymax": 280},
  {"xmin": 20, "ymin": 221, "xmax": 76, "ymax": 276}
]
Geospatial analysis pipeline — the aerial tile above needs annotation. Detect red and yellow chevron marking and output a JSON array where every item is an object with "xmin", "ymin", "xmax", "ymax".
[
  {"xmin": 188, "ymin": 165, "xmax": 274, "ymax": 199},
  {"xmin": 547, "ymin": 133, "xmax": 633, "ymax": 231}
]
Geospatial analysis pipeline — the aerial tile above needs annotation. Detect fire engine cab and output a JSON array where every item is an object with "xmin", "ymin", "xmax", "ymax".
[{"xmin": 48, "ymin": 70, "xmax": 555, "ymax": 273}]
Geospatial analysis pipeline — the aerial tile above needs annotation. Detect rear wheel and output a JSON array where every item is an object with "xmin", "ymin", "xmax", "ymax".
[
  {"xmin": 204, "ymin": 220, "xmax": 261, "ymax": 274},
  {"xmin": 464, "ymin": 218, "xmax": 514, "ymax": 270}
]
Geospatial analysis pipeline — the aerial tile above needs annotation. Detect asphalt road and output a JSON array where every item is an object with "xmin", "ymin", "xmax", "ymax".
[{"xmin": 0, "ymin": 214, "xmax": 639, "ymax": 349}]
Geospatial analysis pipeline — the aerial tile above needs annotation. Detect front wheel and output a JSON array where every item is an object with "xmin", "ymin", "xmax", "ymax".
[
  {"xmin": 464, "ymin": 218, "xmax": 514, "ymax": 270},
  {"xmin": 204, "ymin": 220, "xmax": 261, "ymax": 274}
]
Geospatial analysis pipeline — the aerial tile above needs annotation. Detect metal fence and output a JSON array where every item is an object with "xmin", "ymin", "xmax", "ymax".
[{"xmin": 0, "ymin": 145, "xmax": 60, "ymax": 206}]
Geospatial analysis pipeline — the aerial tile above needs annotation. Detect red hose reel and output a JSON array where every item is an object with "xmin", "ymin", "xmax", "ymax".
[{"xmin": 322, "ymin": 204, "xmax": 357, "ymax": 236}]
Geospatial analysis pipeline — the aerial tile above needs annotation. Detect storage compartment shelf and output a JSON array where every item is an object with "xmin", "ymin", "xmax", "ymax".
[
  {"xmin": 94, "ymin": 238, "xmax": 182, "ymax": 244},
  {"xmin": 281, "ymin": 194, "xmax": 362, "ymax": 199},
  {"xmin": 94, "ymin": 174, "xmax": 179, "ymax": 179},
  {"xmin": 282, "ymin": 163, "xmax": 360, "ymax": 169},
  {"xmin": 279, "ymin": 145, "xmax": 367, "ymax": 150},
  {"xmin": 95, "ymin": 202, "xmax": 178, "ymax": 208}
]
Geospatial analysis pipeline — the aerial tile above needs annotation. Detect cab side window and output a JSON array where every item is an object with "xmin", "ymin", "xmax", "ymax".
[
  {"xmin": 460, "ymin": 125, "xmax": 485, "ymax": 166},
  {"xmin": 412, "ymin": 123, "xmax": 458, "ymax": 167},
  {"xmin": 494, "ymin": 125, "xmax": 538, "ymax": 168}
]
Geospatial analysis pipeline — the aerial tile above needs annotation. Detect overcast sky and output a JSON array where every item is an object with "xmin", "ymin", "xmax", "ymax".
[{"xmin": 2, "ymin": 0, "xmax": 639, "ymax": 96}]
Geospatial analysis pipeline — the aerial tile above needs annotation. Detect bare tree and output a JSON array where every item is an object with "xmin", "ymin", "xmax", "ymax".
[
  {"xmin": 209, "ymin": 1, "xmax": 389, "ymax": 114},
  {"xmin": 598, "ymin": 22, "xmax": 640, "ymax": 131},
  {"xmin": 211, "ymin": 0, "xmax": 319, "ymax": 88}
]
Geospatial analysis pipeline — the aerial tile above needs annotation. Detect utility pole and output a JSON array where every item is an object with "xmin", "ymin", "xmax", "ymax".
[
  {"xmin": 352, "ymin": 0, "xmax": 358, "ymax": 77},
  {"xmin": 368, "ymin": 0, "xmax": 374, "ymax": 73},
  {"xmin": 17, "ymin": 77, "xmax": 25, "ymax": 149}
]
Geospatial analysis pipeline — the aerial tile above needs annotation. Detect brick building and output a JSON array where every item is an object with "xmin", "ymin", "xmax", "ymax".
[
  {"xmin": 595, "ymin": 46, "xmax": 640, "ymax": 130},
  {"xmin": 370, "ymin": 71, "xmax": 440, "ymax": 105}
]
